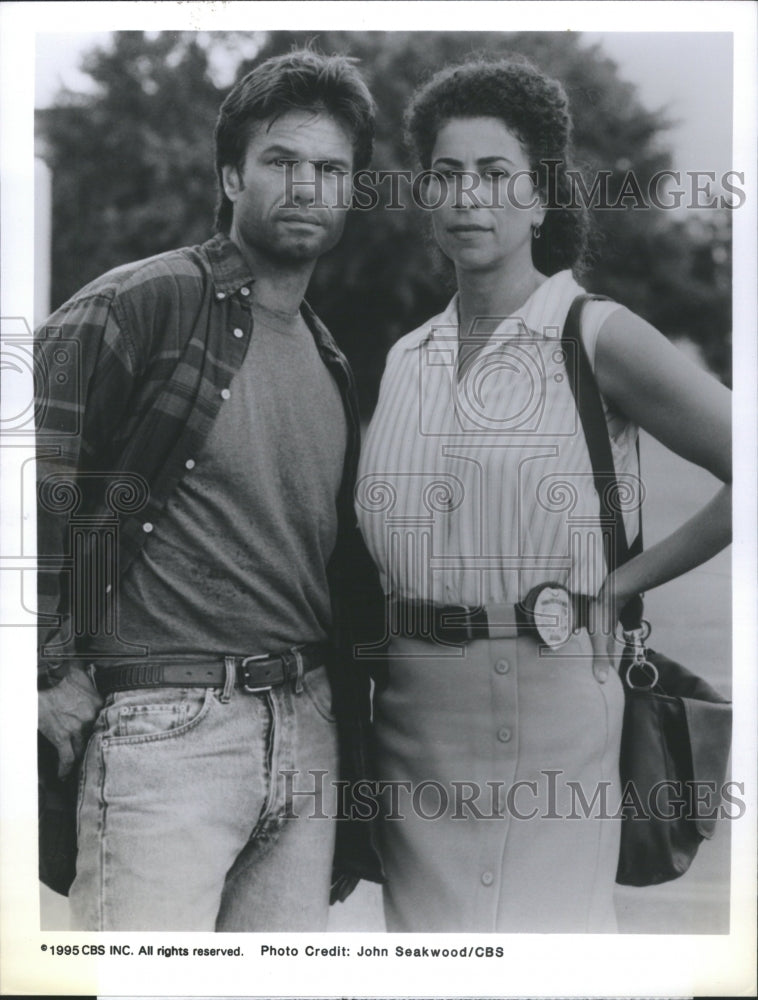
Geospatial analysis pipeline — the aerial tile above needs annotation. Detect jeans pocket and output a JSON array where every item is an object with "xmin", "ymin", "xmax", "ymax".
[
  {"xmin": 103, "ymin": 687, "xmax": 215, "ymax": 745},
  {"xmin": 301, "ymin": 667, "xmax": 336, "ymax": 723}
]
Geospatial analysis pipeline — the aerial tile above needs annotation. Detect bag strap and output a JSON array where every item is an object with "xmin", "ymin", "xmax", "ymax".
[{"xmin": 561, "ymin": 294, "xmax": 644, "ymax": 631}]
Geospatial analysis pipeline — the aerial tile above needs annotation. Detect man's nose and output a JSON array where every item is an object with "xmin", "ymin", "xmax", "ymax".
[{"xmin": 289, "ymin": 161, "xmax": 321, "ymax": 205}]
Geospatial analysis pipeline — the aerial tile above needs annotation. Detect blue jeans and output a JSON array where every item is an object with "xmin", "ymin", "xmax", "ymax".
[{"xmin": 69, "ymin": 663, "xmax": 338, "ymax": 931}]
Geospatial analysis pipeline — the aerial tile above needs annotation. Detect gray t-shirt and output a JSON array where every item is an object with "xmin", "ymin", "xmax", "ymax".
[{"xmin": 108, "ymin": 300, "xmax": 347, "ymax": 656}]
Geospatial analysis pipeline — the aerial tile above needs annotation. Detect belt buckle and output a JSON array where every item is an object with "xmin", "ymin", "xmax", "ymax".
[
  {"xmin": 522, "ymin": 583, "xmax": 573, "ymax": 649},
  {"xmin": 240, "ymin": 654, "xmax": 275, "ymax": 694}
]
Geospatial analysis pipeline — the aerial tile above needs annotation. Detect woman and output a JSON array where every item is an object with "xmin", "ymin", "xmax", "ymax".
[{"xmin": 355, "ymin": 57, "xmax": 731, "ymax": 933}]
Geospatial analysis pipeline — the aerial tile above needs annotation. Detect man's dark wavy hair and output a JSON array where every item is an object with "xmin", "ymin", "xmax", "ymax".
[
  {"xmin": 214, "ymin": 48, "xmax": 376, "ymax": 232},
  {"xmin": 404, "ymin": 55, "xmax": 589, "ymax": 275}
]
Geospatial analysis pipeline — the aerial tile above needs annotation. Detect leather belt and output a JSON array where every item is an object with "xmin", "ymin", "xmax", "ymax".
[
  {"xmin": 93, "ymin": 642, "xmax": 331, "ymax": 696},
  {"xmin": 389, "ymin": 594, "xmax": 593, "ymax": 646}
]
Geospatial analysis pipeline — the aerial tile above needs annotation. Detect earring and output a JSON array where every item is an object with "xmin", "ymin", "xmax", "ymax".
[{"xmin": 532, "ymin": 224, "xmax": 542, "ymax": 240}]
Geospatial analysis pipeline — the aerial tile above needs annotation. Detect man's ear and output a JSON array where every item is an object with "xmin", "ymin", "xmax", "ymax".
[{"xmin": 222, "ymin": 164, "xmax": 244, "ymax": 203}]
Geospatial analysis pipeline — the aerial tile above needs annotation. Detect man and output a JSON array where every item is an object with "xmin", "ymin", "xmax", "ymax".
[{"xmin": 36, "ymin": 48, "xmax": 382, "ymax": 931}]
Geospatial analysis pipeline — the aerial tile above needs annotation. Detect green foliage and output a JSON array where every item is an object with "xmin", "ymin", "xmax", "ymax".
[{"xmin": 38, "ymin": 30, "xmax": 732, "ymax": 411}]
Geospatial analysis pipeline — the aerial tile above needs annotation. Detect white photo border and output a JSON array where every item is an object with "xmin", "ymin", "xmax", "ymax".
[{"xmin": 1, "ymin": 2, "xmax": 756, "ymax": 996}]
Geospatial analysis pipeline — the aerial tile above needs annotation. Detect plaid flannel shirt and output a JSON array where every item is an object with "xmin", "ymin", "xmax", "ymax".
[{"xmin": 35, "ymin": 232, "xmax": 383, "ymax": 885}]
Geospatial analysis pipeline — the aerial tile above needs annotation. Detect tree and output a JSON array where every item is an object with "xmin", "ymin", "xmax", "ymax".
[
  {"xmin": 37, "ymin": 30, "xmax": 732, "ymax": 411},
  {"xmin": 38, "ymin": 32, "xmax": 223, "ymax": 308}
]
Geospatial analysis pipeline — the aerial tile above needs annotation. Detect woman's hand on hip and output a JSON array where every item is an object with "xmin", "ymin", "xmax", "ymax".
[{"xmin": 587, "ymin": 587, "xmax": 621, "ymax": 682}]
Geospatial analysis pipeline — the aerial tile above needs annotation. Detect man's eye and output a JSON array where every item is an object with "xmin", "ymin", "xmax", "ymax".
[
  {"xmin": 316, "ymin": 162, "xmax": 347, "ymax": 176},
  {"xmin": 482, "ymin": 169, "xmax": 509, "ymax": 180}
]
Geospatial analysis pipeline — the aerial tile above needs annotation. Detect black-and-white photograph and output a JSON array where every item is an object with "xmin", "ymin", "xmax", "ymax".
[{"xmin": 1, "ymin": 2, "xmax": 756, "ymax": 996}]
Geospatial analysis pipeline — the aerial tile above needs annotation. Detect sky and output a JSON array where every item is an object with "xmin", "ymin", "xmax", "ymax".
[
  {"xmin": 34, "ymin": 30, "xmax": 735, "ymax": 179},
  {"xmin": 582, "ymin": 31, "xmax": 733, "ymax": 178}
]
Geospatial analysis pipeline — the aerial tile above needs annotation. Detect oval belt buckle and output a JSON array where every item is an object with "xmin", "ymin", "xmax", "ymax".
[{"xmin": 523, "ymin": 582, "xmax": 573, "ymax": 649}]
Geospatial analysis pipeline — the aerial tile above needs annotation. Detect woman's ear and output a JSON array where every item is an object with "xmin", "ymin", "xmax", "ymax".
[{"xmin": 531, "ymin": 187, "xmax": 547, "ymax": 230}]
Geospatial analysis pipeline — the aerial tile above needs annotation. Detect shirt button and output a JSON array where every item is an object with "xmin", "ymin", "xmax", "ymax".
[
  {"xmin": 215, "ymin": 291, "xmax": 226, "ymax": 300},
  {"xmin": 240, "ymin": 286, "xmax": 250, "ymax": 296},
  {"xmin": 481, "ymin": 871, "xmax": 494, "ymax": 886},
  {"xmin": 494, "ymin": 658, "xmax": 510, "ymax": 675},
  {"xmin": 232, "ymin": 328, "xmax": 244, "ymax": 339},
  {"xmin": 497, "ymin": 727, "xmax": 512, "ymax": 743},
  {"xmin": 185, "ymin": 459, "xmax": 196, "ymax": 470},
  {"xmin": 220, "ymin": 388, "xmax": 231, "ymax": 400},
  {"xmin": 142, "ymin": 522, "xmax": 153, "ymax": 533},
  {"xmin": 105, "ymin": 584, "xmax": 112, "ymax": 594}
]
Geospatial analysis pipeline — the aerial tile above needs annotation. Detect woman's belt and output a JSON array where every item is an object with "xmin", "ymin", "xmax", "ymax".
[{"xmin": 390, "ymin": 585, "xmax": 593, "ymax": 648}]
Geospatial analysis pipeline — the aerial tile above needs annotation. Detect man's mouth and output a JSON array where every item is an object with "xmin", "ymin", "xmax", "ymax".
[{"xmin": 280, "ymin": 214, "xmax": 323, "ymax": 228}]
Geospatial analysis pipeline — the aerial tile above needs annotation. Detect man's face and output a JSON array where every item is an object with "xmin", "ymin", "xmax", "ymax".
[{"xmin": 222, "ymin": 110, "xmax": 354, "ymax": 264}]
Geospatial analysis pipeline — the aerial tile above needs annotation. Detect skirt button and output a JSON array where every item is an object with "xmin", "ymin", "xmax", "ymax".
[{"xmin": 593, "ymin": 663, "xmax": 609, "ymax": 683}]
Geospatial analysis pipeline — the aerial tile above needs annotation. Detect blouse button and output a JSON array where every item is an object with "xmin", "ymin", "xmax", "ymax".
[
  {"xmin": 215, "ymin": 291, "xmax": 226, "ymax": 300},
  {"xmin": 220, "ymin": 388, "xmax": 231, "ymax": 400},
  {"xmin": 185, "ymin": 459, "xmax": 196, "ymax": 470},
  {"xmin": 232, "ymin": 328, "xmax": 244, "ymax": 339},
  {"xmin": 142, "ymin": 522, "xmax": 153, "ymax": 533},
  {"xmin": 494, "ymin": 658, "xmax": 510, "ymax": 675},
  {"xmin": 497, "ymin": 727, "xmax": 512, "ymax": 743},
  {"xmin": 240, "ymin": 286, "xmax": 250, "ymax": 296},
  {"xmin": 481, "ymin": 871, "xmax": 494, "ymax": 886}
]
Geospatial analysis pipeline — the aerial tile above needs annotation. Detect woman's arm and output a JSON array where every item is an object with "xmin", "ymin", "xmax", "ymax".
[{"xmin": 590, "ymin": 305, "xmax": 731, "ymax": 634}]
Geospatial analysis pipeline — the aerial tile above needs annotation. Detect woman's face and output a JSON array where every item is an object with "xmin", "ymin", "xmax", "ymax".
[{"xmin": 428, "ymin": 116, "xmax": 545, "ymax": 274}]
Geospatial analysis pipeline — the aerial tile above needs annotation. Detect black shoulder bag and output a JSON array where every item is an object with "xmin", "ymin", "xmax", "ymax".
[{"xmin": 562, "ymin": 294, "xmax": 732, "ymax": 887}]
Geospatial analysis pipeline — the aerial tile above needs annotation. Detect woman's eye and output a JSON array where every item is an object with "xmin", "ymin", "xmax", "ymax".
[{"xmin": 483, "ymin": 169, "xmax": 509, "ymax": 180}]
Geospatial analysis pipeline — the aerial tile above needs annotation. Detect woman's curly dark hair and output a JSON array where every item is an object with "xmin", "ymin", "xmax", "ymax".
[{"xmin": 404, "ymin": 55, "xmax": 589, "ymax": 275}]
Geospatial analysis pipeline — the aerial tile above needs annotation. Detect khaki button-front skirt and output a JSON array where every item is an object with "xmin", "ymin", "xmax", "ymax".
[{"xmin": 373, "ymin": 630, "xmax": 624, "ymax": 932}]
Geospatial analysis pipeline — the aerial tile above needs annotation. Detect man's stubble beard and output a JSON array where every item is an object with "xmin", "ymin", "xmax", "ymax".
[{"xmin": 255, "ymin": 223, "xmax": 341, "ymax": 267}]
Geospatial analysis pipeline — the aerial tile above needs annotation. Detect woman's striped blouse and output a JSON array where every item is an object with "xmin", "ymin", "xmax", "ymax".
[{"xmin": 356, "ymin": 269, "xmax": 641, "ymax": 606}]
